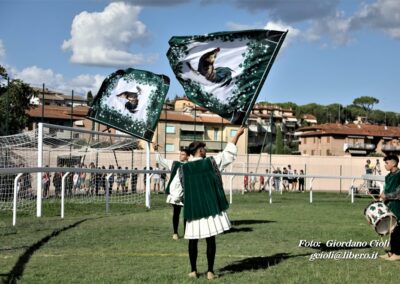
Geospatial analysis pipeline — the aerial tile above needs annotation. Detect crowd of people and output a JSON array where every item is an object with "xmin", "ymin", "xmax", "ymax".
[
  {"xmin": 38, "ymin": 163, "xmax": 141, "ymax": 198},
  {"xmin": 36, "ymin": 162, "xmax": 174, "ymax": 198},
  {"xmin": 365, "ymin": 159, "xmax": 382, "ymax": 175},
  {"xmin": 243, "ymin": 165, "xmax": 305, "ymax": 192}
]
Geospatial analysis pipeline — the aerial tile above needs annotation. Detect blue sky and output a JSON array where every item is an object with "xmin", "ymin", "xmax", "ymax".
[{"xmin": 0, "ymin": 0, "xmax": 399, "ymax": 112}]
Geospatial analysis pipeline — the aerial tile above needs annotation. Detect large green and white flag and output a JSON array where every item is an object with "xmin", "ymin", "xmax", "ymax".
[
  {"xmin": 167, "ymin": 29, "xmax": 287, "ymax": 125},
  {"xmin": 87, "ymin": 68, "xmax": 169, "ymax": 141}
]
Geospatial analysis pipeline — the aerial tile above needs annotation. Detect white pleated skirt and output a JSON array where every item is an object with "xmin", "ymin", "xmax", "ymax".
[{"xmin": 184, "ymin": 211, "xmax": 231, "ymax": 239}]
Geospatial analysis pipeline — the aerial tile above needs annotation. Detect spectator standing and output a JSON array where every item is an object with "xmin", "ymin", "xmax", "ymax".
[
  {"xmin": 375, "ymin": 159, "xmax": 382, "ymax": 175},
  {"xmin": 116, "ymin": 166, "xmax": 123, "ymax": 193},
  {"xmin": 282, "ymin": 167, "xmax": 289, "ymax": 191},
  {"xmin": 244, "ymin": 175, "xmax": 249, "ymax": 192},
  {"xmin": 131, "ymin": 168, "xmax": 138, "ymax": 193},
  {"xmin": 273, "ymin": 167, "xmax": 281, "ymax": 192},
  {"xmin": 122, "ymin": 167, "xmax": 129, "ymax": 193},
  {"xmin": 43, "ymin": 166, "xmax": 51, "ymax": 198},
  {"xmin": 153, "ymin": 163, "xmax": 161, "ymax": 193},
  {"xmin": 249, "ymin": 172, "xmax": 257, "ymax": 192},
  {"xmin": 108, "ymin": 165, "xmax": 115, "ymax": 194},
  {"xmin": 259, "ymin": 174, "xmax": 265, "ymax": 192},
  {"xmin": 292, "ymin": 169, "xmax": 298, "ymax": 191},
  {"xmin": 80, "ymin": 164, "xmax": 87, "ymax": 192},
  {"xmin": 287, "ymin": 165, "xmax": 294, "ymax": 191},
  {"xmin": 53, "ymin": 171, "xmax": 62, "ymax": 198},
  {"xmin": 298, "ymin": 169, "xmax": 305, "ymax": 192}
]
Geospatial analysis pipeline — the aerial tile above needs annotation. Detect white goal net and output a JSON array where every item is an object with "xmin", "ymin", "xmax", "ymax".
[
  {"xmin": 1, "ymin": 123, "xmax": 152, "ymax": 220},
  {"xmin": 0, "ymin": 130, "xmax": 38, "ymax": 213}
]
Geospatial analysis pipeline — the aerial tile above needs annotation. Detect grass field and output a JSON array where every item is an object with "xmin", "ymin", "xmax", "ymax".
[{"xmin": 1, "ymin": 192, "xmax": 399, "ymax": 283}]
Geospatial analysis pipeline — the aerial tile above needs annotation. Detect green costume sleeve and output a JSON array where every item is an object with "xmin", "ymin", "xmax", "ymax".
[{"xmin": 384, "ymin": 170, "xmax": 400, "ymax": 223}]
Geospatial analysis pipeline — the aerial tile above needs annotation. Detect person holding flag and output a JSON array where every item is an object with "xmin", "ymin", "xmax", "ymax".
[
  {"xmin": 182, "ymin": 126, "xmax": 245, "ymax": 280},
  {"xmin": 153, "ymin": 144, "xmax": 190, "ymax": 240}
]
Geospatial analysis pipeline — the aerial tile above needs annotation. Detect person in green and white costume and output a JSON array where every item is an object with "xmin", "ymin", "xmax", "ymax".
[
  {"xmin": 380, "ymin": 154, "xmax": 400, "ymax": 261},
  {"xmin": 154, "ymin": 144, "xmax": 190, "ymax": 240},
  {"xmin": 183, "ymin": 126, "xmax": 245, "ymax": 280}
]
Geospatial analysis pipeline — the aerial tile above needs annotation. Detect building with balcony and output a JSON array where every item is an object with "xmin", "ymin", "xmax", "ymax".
[
  {"xmin": 151, "ymin": 98, "xmax": 246, "ymax": 155},
  {"xmin": 247, "ymin": 104, "xmax": 300, "ymax": 153},
  {"xmin": 296, "ymin": 123, "xmax": 400, "ymax": 156},
  {"xmin": 30, "ymin": 87, "xmax": 88, "ymax": 107}
]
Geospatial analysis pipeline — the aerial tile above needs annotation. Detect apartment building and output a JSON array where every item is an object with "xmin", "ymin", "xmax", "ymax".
[
  {"xmin": 152, "ymin": 98, "xmax": 246, "ymax": 155},
  {"xmin": 296, "ymin": 123, "xmax": 400, "ymax": 156}
]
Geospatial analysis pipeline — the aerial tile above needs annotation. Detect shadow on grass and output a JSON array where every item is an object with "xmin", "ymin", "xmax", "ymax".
[
  {"xmin": 219, "ymin": 243, "xmax": 374, "ymax": 276},
  {"xmin": 230, "ymin": 219, "xmax": 276, "ymax": 226},
  {"xmin": 219, "ymin": 253, "xmax": 310, "ymax": 274},
  {"xmin": 224, "ymin": 227, "xmax": 253, "ymax": 234},
  {"xmin": 1, "ymin": 219, "xmax": 87, "ymax": 284},
  {"xmin": 224, "ymin": 219, "xmax": 276, "ymax": 235}
]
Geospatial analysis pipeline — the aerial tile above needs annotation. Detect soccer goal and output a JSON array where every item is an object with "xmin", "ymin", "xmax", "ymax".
[
  {"xmin": 0, "ymin": 130, "xmax": 38, "ymax": 218},
  {"xmin": 1, "ymin": 123, "xmax": 153, "ymax": 225}
]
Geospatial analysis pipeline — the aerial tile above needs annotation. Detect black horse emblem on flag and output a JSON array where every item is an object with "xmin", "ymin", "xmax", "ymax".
[
  {"xmin": 187, "ymin": 48, "xmax": 233, "ymax": 87},
  {"xmin": 116, "ymin": 86, "xmax": 142, "ymax": 114}
]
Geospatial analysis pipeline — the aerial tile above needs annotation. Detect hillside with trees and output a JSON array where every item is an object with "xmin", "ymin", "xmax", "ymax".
[{"xmin": 259, "ymin": 97, "xmax": 399, "ymax": 126}]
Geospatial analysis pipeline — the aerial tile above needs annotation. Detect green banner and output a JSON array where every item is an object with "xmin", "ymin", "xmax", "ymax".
[
  {"xmin": 167, "ymin": 29, "xmax": 287, "ymax": 125},
  {"xmin": 87, "ymin": 68, "xmax": 169, "ymax": 141}
]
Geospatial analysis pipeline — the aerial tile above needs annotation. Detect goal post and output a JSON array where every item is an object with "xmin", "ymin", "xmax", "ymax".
[
  {"xmin": 37, "ymin": 122, "xmax": 43, "ymax": 217},
  {"xmin": 1, "ymin": 122, "xmax": 153, "ymax": 225}
]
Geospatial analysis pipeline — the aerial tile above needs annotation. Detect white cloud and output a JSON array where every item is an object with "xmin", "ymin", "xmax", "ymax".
[
  {"xmin": 350, "ymin": 0, "xmax": 400, "ymax": 39},
  {"xmin": 69, "ymin": 74, "xmax": 105, "ymax": 95},
  {"xmin": 13, "ymin": 66, "xmax": 64, "ymax": 87},
  {"xmin": 225, "ymin": 20, "xmax": 300, "ymax": 49},
  {"xmin": 304, "ymin": 0, "xmax": 400, "ymax": 47},
  {"xmin": 62, "ymin": 2, "xmax": 157, "ymax": 67},
  {"xmin": 0, "ymin": 40, "xmax": 5, "ymax": 61},
  {"xmin": 11, "ymin": 65, "xmax": 104, "ymax": 96},
  {"xmin": 264, "ymin": 21, "xmax": 301, "ymax": 48},
  {"xmin": 306, "ymin": 11, "xmax": 352, "ymax": 46}
]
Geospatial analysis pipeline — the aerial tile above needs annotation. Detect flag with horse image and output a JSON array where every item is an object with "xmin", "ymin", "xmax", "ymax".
[
  {"xmin": 167, "ymin": 29, "xmax": 287, "ymax": 125},
  {"xmin": 87, "ymin": 68, "xmax": 170, "ymax": 141}
]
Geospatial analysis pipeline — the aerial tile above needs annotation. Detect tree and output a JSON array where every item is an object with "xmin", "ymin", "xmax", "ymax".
[
  {"xmin": 352, "ymin": 96, "xmax": 379, "ymax": 119},
  {"xmin": 274, "ymin": 125, "xmax": 284, "ymax": 154},
  {"xmin": 87, "ymin": 91, "xmax": 94, "ymax": 106},
  {"xmin": 0, "ymin": 65, "xmax": 36, "ymax": 135}
]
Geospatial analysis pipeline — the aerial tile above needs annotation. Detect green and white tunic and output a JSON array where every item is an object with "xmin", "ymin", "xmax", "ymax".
[
  {"xmin": 384, "ymin": 169, "xmax": 400, "ymax": 224},
  {"xmin": 182, "ymin": 142, "xmax": 237, "ymax": 239},
  {"xmin": 156, "ymin": 153, "xmax": 185, "ymax": 206}
]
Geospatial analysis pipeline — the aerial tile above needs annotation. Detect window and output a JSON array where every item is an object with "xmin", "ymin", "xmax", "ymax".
[
  {"xmin": 303, "ymin": 137, "xmax": 307, "ymax": 144},
  {"xmin": 166, "ymin": 126, "xmax": 175, "ymax": 134},
  {"xmin": 230, "ymin": 129, "xmax": 237, "ymax": 137},
  {"xmin": 327, "ymin": 136, "xmax": 330, "ymax": 143},
  {"xmin": 303, "ymin": 150, "xmax": 307, "ymax": 154},
  {"xmin": 311, "ymin": 150, "xmax": 315, "ymax": 155},
  {"xmin": 214, "ymin": 128, "xmax": 219, "ymax": 140},
  {"xmin": 165, "ymin": 144, "xmax": 174, "ymax": 152}
]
